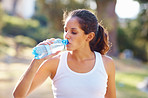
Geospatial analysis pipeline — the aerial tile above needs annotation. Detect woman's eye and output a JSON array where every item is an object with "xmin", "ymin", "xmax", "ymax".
[{"xmin": 72, "ymin": 32, "xmax": 77, "ymax": 34}]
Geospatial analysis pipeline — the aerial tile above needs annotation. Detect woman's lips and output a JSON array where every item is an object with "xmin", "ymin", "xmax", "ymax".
[
  {"xmin": 66, "ymin": 40, "xmax": 71, "ymax": 46},
  {"xmin": 67, "ymin": 40, "xmax": 71, "ymax": 44},
  {"xmin": 66, "ymin": 42, "xmax": 71, "ymax": 47},
  {"xmin": 67, "ymin": 43, "xmax": 70, "ymax": 46}
]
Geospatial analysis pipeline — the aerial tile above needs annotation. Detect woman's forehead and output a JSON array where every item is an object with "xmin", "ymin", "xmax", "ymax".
[{"xmin": 64, "ymin": 17, "xmax": 81, "ymax": 28}]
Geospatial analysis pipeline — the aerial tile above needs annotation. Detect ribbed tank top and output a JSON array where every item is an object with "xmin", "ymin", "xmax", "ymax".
[{"xmin": 52, "ymin": 51, "xmax": 108, "ymax": 98}]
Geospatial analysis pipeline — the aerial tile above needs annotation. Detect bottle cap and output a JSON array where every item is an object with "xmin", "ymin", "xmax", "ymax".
[
  {"xmin": 32, "ymin": 47, "xmax": 40, "ymax": 59},
  {"xmin": 32, "ymin": 47, "xmax": 37, "ymax": 56},
  {"xmin": 62, "ymin": 39, "xmax": 69, "ymax": 45}
]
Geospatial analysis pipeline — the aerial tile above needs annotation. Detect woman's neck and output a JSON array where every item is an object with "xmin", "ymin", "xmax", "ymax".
[{"xmin": 69, "ymin": 49, "xmax": 95, "ymax": 62}]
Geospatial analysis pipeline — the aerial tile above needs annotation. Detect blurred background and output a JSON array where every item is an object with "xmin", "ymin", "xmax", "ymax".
[{"xmin": 0, "ymin": 0, "xmax": 148, "ymax": 98}]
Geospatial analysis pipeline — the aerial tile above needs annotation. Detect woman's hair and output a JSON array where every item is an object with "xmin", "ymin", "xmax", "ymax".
[{"xmin": 63, "ymin": 9, "xmax": 110, "ymax": 55}]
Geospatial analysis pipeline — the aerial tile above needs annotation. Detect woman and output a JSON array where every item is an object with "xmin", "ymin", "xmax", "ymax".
[{"xmin": 13, "ymin": 9, "xmax": 116, "ymax": 98}]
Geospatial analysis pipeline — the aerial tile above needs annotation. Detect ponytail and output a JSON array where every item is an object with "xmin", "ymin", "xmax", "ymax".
[{"xmin": 90, "ymin": 24, "xmax": 110, "ymax": 55}]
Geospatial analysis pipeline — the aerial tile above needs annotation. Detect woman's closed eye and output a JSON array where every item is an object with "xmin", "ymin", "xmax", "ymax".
[
  {"xmin": 64, "ymin": 30, "xmax": 77, "ymax": 35},
  {"xmin": 72, "ymin": 32, "xmax": 77, "ymax": 34}
]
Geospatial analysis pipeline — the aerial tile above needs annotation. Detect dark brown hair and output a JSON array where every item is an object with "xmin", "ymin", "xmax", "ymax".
[{"xmin": 63, "ymin": 9, "xmax": 110, "ymax": 55}]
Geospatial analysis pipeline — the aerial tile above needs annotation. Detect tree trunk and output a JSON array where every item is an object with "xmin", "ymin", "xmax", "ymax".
[
  {"xmin": 95, "ymin": 0, "xmax": 118, "ymax": 56},
  {"xmin": 0, "ymin": 2, "xmax": 3, "ymax": 34},
  {"xmin": 12, "ymin": 0, "xmax": 18, "ymax": 16}
]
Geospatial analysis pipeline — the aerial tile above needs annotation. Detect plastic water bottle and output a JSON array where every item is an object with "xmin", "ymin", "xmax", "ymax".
[{"xmin": 32, "ymin": 38, "xmax": 69, "ymax": 59}]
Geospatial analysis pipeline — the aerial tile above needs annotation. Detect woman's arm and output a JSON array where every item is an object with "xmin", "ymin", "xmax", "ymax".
[
  {"xmin": 26, "ymin": 55, "xmax": 60, "ymax": 96},
  {"xmin": 102, "ymin": 56, "xmax": 116, "ymax": 98},
  {"xmin": 13, "ymin": 53, "xmax": 60, "ymax": 98},
  {"xmin": 13, "ymin": 38, "xmax": 59, "ymax": 98},
  {"xmin": 13, "ymin": 59, "xmax": 45, "ymax": 98}
]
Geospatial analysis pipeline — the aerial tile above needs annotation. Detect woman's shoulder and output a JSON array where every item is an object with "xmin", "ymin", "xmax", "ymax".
[
  {"xmin": 101, "ymin": 54, "xmax": 115, "ymax": 76},
  {"xmin": 46, "ymin": 54, "xmax": 61, "ymax": 65},
  {"xmin": 95, "ymin": 51, "xmax": 114, "ymax": 64},
  {"xmin": 101, "ymin": 55, "xmax": 114, "ymax": 64},
  {"xmin": 41, "ymin": 53, "xmax": 63, "ymax": 76},
  {"xmin": 45, "ymin": 51, "xmax": 67, "ymax": 64}
]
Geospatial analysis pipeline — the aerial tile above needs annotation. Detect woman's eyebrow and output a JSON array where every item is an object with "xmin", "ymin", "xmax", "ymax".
[
  {"xmin": 64, "ymin": 27, "xmax": 78, "ymax": 30},
  {"xmin": 71, "ymin": 28, "xmax": 77, "ymax": 30}
]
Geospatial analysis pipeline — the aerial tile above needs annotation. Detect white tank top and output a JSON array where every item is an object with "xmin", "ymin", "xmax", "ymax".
[{"xmin": 52, "ymin": 51, "xmax": 108, "ymax": 98}]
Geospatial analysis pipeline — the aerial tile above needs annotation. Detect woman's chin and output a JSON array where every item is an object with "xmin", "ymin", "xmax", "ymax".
[
  {"xmin": 65, "ymin": 46, "xmax": 72, "ymax": 51},
  {"xmin": 65, "ymin": 48, "xmax": 71, "ymax": 51}
]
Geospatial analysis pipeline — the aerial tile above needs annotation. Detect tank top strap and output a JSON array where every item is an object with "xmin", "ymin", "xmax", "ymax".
[
  {"xmin": 52, "ymin": 51, "xmax": 68, "ymax": 81},
  {"xmin": 94, "ymin": 51, "xmax": 108, "ymax": 78}
]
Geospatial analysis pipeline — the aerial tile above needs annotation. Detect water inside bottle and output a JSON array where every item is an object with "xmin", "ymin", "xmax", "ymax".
[{"xmin": 50, "ymin": 44, "xmax": 65, "ymax": 53}]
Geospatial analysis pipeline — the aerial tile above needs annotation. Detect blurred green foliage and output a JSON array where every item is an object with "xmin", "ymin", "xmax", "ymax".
[
  {"xmin": 37, "ymin": 0, "xmax": 87, "ymax": 31},
  {"xmin": 0, "ymin": 7, "xmax": 63, "ymax": 57},
  {"xmin": 0, "ymin": 3, "xmax": 4, "ymax": 33},
  {"xmin": 2, "ymin": 15, "xmax": 39, "ymax": 36},
  {"xmin": 14, "ymin": 35, "xmax": 37, "ymax": 47},
  {"xmin": 0, "ymin": 35, "xmax": 9, "ymax": 47},
  {"xmin": 117, "ymin": 6, "xmax": 148, "ymax": 62},
  {"xmin": 135, "ymin": 0, "xmax": 148, "ymax": 3},
  {"xmin": 2, "ymin": 14, "xmax": 62, "ymax": 43},
  {"xmin": 0, "ymin": 35, "xmax": 16, "ymax": 57}
]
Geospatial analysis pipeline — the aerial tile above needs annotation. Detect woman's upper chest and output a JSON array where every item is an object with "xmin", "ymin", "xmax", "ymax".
[{"xmin": 67, "ymin": 57, "xmax": 96, "ymax": 73}]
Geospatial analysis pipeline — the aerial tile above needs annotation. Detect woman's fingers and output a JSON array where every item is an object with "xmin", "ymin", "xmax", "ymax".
[
  {"xmin": 44, "ymin": 51, "xmax": 61, "ymax": 60},
  {"xmin": 37, "ymin": 38, "xmax": 55, "ymax": 46},
  {"xmin": 46, "ymin": 38, "xmax": 55, "ymax": 42}
]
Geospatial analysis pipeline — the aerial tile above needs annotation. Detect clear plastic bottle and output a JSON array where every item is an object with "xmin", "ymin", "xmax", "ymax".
[{"xmin": 32, "ymin": 38, "xmax": 69, "ymax": 59}]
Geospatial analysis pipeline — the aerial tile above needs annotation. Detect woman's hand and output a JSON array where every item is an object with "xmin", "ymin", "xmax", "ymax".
[{"xmin": 37, "ymin": 38, "xmax": 55, "ymax": 46}]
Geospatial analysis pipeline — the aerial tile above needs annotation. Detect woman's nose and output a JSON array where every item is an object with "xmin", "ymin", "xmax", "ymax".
[{"xmin": 64, "ymin": 32, "xmax": 70, "ymax": 39}]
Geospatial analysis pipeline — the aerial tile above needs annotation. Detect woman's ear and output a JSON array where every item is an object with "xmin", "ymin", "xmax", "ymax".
[{"xmin": 86, "ymin": 32, "xmax": 95, "ymax": 42}]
